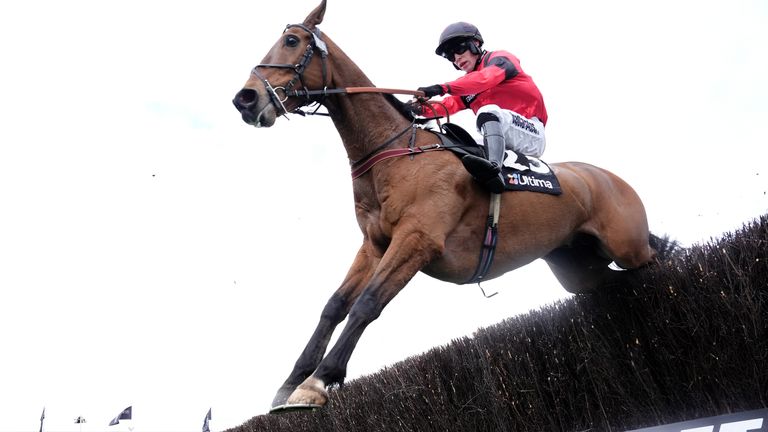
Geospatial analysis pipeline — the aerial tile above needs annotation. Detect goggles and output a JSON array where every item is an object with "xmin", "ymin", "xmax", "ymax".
[{"xmin": 441, "ymin": 40, "xmax": 474, "ymax": 59}]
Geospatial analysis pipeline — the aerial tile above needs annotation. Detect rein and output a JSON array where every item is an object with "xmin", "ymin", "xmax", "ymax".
[{"xmin": 287, "ymin": 86, "xmax": 425, "ymax": 99}]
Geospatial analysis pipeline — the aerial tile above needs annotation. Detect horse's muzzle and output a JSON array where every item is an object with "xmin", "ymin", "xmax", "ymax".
[{"xmin": 233, "ymin": 88, "xmax": 276, "ymax": 128}]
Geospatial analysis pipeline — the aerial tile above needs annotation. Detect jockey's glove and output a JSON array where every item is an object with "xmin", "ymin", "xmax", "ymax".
[
  {"xmin": 417, "ymin": 84, "xmax": 445, "ymax": 98},
  {"xmin": 404, "ymin": 101, "xmax": 424, "ymax": 116}
]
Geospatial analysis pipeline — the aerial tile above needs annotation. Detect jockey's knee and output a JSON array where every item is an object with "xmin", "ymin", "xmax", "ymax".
[
  {"xmin": 476, "ymin": 112, "xmax": 500, "ymax": 129},
  {"xmin": 476, "ymin": 104, "xmax": 504, "ymax": 128}
]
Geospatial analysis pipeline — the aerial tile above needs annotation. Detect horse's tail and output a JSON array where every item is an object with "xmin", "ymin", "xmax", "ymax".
[{"xmin": 649, "ymin": 232, "xmax": 682, "ymax": 262}]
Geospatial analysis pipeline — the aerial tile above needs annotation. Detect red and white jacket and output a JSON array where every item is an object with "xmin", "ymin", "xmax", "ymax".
[{"xmin": 428, "ymin": 50, "xmax": 548, "ymax": 125}]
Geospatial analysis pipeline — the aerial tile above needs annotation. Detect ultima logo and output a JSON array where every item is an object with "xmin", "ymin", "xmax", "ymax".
[
  {"xmin": 508, "ymin": 172, "xmax": 554, "ymax": 189},
  {"xmin": 627, "ymin": 408, "xmax": 768, "ymax": 432}
]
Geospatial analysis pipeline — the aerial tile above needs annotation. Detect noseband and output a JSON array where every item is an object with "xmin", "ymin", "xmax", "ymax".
[{"xmin": 251, "ymin": 23, "xmax": 330, "ymax": 116}]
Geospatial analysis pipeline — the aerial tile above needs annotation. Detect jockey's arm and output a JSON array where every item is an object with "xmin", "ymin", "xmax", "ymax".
[
  {"xmin": 444, "ymin": 60, "xmax": 509, "ymax": 95},
  {"xmin": 424, "ymin": 56, "xmax": 513, "ymax": 118}
]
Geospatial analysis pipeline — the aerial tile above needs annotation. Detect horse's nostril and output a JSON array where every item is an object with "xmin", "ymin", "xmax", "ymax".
[{"xmin": 234, "ymin": 88, "xmax": 257, "ymax": 109}]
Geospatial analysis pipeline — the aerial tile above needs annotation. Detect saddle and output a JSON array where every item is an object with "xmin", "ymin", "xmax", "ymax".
[{"xmin": 435, "ymin": 123, "xmax": 562, "ymax": 195}]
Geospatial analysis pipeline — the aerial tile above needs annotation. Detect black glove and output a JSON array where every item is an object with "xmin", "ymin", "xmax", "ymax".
[
  {"xmin": 404, "ymin": 101, "xmax": 424, "ymax": 117},
  {"xmin": 417, "ymin": 84, "xmax": 445, "ymax": 98}
]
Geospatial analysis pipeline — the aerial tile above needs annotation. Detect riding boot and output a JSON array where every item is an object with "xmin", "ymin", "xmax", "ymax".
[{"xmin": 462, "ymin": 113, "xmax": 506, "ymax": 193}]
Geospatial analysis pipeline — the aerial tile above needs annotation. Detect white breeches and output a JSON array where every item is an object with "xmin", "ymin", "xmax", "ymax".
[{"xmin": 476, "ymin": 104, "xmax": 546, "ymax": 158}]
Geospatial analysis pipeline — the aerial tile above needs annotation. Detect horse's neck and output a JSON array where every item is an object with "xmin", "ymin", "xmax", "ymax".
[{"xmin": 323, "ymin": 43, "xmax": 411, "ymax": 163}]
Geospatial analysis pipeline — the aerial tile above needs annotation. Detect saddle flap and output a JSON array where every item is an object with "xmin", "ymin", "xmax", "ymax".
[
  {"xmin": 441, "ymin": 122, "xmax": 478, "ymax": 148},
  {"xmin": 436, "ymin": 123, "xmax": 483, "ymax": 159}
]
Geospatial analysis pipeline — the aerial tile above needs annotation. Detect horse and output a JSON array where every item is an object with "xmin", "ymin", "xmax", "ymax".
[{"xmin": 233, "ymin": 0, "xmax": 657, "ymax": 412}]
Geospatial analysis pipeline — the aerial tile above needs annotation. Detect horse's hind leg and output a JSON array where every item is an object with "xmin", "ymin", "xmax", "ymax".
[
  {"xmin": 543, "ymin": 234, "xmax": 613, "ymax": 294},
  {"xmin": 590, "ymin": 175, "xmax": 656, "ymax": 269},
  {"xmin": 544, "ymin": 226, "xmax": 656, "ymax": 294},
  {"xmin": 271, "ymin": 243, "xmax": 378, "ymax": 409},
  {"xmin": 595, "ymin": 220, "xmax": 656, "ymax": 270}
]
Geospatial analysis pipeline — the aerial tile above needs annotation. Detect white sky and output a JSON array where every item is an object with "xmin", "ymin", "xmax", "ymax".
[{"xmin": 1, "ymin": 0, "xmax": 766, "ymax": 431}]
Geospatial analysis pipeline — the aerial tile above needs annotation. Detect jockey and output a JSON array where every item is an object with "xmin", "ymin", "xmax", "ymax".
[{"xmin": 409, "ymin": 22, "xmax": 548, "ymax": 193}]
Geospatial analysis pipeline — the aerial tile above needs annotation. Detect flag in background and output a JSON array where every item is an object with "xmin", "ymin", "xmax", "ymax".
[
  {"xmin": 39, "ymin": 407, "xmax": 45, "ymax": 432},
  {"xmin": 108, "ymin": 406, "xmax": 132, "ymax": 426},
  {"xmin": 202, "ymin": 408, "xmax": 212, "ymax": 432}
]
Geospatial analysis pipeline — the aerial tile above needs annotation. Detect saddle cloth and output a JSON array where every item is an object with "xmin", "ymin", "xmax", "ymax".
[{"xmin": 438, "ymin": 123, "xmax": 562, "ymax": 195}]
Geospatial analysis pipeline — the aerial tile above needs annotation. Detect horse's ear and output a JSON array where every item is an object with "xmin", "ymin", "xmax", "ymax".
[{"xmin": 302, "ymin": 0, "xmax": 327, "ymax": 29}]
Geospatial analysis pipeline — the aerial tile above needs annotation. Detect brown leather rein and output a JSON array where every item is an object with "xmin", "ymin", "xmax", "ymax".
[{"xmin": 287, "ymin": 86, "xmax": 425, "ymax": 99}]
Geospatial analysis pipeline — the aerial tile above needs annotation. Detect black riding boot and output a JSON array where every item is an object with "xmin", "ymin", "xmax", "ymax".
[{"xmin": 462, "ymin": 113, "xmax": 506, "ymax": 193}]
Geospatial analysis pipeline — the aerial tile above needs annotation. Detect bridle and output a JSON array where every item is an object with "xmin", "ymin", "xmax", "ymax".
[
  {"xmin": 250, "ymin": 23, "xmax": 331, "ymax": 116},
  {"xmin": 251, "ymin": 23, "xmax": 428, "ymax": 118}
]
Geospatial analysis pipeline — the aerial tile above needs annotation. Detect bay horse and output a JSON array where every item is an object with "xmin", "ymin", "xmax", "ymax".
[{"xmin": 233, "ymin": 0, "xmax": 657, "ymax": 412}]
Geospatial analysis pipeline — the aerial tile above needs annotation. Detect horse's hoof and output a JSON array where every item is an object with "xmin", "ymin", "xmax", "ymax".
[
  {"xmin": 269, "ymin": 403, "xmax": 322, "ymax": 414},
  {"xmin": 270, "ymin": 383, "xmax": 297, "ymax": 409},
  {"xmin": 286, "ymin": 376, "xmax": 328, "ymax": 407}
]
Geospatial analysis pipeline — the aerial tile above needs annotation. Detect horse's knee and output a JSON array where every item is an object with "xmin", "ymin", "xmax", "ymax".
[
  {"xmin": 320, "ymin": 292, "xmax": 350, "ymax": 324},
  {"xmin": 312, "ymin": 291, "xmax": 384, "ymax": 386},
  {"xmin": 348, "ymin": 288, "xmax": 384, "ymax": 323}
]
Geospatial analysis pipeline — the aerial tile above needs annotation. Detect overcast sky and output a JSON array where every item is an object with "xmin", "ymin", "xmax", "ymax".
[{"xmin": 1, "ymin": 0, "xmax": 766, "ymax": 431}]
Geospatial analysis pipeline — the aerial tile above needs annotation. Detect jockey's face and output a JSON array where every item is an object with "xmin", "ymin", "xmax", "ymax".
[{"xmin": 452, "ymin": 41, "xmax": 480, "ymax": 73}]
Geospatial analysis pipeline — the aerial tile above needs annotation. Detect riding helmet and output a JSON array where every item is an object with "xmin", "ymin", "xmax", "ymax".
[{"xmin": 435, "ymin": 22, "xmax": 484, "ymax": 57}]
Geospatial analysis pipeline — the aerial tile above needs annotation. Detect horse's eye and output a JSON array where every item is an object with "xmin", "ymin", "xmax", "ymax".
[{"xmin": 285, "ymin": 35, "xmax": 300, "ymax": 47}]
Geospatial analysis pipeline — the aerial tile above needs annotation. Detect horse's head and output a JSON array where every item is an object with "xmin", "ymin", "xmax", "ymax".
[{"xmin": 232, "ymin": 0, "xmax": 330, "ymax": 128}]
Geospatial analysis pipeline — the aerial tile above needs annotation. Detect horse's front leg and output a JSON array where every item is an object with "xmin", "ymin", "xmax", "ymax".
[
  {"xmin": 270, "ymin": 243, "xmax": 378, "ymax": 409},
  {"xmin": 286, "ymin": 228, "xmax": 442, "ymax": 407}
]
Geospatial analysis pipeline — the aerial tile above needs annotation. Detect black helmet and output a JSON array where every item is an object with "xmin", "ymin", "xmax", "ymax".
[{"xmin": 435, "ymin": 22, "xmax": 484, "ymax": 57}]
